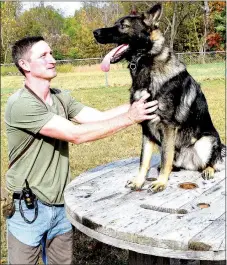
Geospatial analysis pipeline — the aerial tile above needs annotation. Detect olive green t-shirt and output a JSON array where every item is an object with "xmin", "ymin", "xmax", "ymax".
[{"xmin": 5, "ymin": 87, "xmax": 85, "ymax": 205}]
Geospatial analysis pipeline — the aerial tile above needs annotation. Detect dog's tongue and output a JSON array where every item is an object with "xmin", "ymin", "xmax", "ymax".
[{"xmin": 101, "ymin": 44, "xmax": 128, "ymax": 72}]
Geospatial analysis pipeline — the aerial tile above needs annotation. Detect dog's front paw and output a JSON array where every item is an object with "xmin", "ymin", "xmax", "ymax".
[
  {"xmin": 148, "ymin": 180, "xmax": 167, "ymax": 192},
  {"xmin": 202, "ymin": 166, "xmax": 214, "ymax": 180},
  {"xmin": 125, "ymin": 179, "xmax": 144, "ymax": 191}
]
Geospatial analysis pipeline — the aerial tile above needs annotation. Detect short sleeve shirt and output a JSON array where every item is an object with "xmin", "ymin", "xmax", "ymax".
[{"xmin": 4, "ymin": 87, "xmax": 85, "ymax": 204}]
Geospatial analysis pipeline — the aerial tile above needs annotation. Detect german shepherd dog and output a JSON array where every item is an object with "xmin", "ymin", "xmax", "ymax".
[{"xmin": 93, "ymin": 3, "xmax": 225, "ymax": 192}]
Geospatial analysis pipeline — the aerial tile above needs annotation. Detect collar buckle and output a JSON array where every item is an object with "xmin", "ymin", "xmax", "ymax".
[
  {"xmin": 129, "ymin": 62, "xmax": 137, "ymax": 71},
  {"xmin": 129, "ymin": 56, "xmax": 141, "ymax": 72}
]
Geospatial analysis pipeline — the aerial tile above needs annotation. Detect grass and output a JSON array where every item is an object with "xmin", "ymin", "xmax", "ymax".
[
  {"xmin": 1, "ymin": 65, "xmax": 19, "ymax": 76},
  {"xmin": 1, "ymin": 62, "xmax": 226, "ymax": 264},
  {"xmin": 2, "ymin": 62, "xmax": 225, "ymax": 94}
]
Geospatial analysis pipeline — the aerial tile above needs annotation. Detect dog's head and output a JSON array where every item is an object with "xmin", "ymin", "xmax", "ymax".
[{"xmin": 93, "ymin": 4, "xmax": 163, "ymax": 71}]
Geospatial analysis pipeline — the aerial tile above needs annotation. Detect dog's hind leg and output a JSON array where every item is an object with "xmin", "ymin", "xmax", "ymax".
[
  {"xmin": 126, "ymin": 135, "xmax": 155, "ymax": 190},
  {"xmin": 148, "ymin": 126, "xmax": 176, "ymax": 192},
  {"xmin": 213, "ymin": 143, "xmax": 226, "ymax": 173},
  {"xmin": 201, "ymin": 140, "xmax": 225, "ymax": 180},
  {"xmin": 175, "ymin": 136, "xmax": 224, "ymax": 180},
  {"xmin": 194, "ymin": 136, "xmax": 220, "ymax": 180}
]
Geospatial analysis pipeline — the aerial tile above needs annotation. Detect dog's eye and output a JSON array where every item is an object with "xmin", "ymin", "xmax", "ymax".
[{"xmin": 121, "ymin": 24, "xmax": 129, "ymax": 29}]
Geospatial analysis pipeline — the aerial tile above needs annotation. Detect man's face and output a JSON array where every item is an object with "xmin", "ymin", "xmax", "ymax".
[{"xmin": 25, "ymin": 41, "xmax": 57, "ymax": 80}]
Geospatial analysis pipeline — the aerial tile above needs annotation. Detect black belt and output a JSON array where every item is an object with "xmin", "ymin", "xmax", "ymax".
[
  {"xmin": 13, "ymin": 193, "xmax": 64, "ymax": 207},
  {"xmin": 13, "ymin": 193, "xmax": 22, "ymax": 199}
]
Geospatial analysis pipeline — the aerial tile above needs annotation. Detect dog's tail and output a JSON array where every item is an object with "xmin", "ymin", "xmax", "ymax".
[{"xmin": 214, "ymin": 143, "xmax": 226, "ymax": 172}]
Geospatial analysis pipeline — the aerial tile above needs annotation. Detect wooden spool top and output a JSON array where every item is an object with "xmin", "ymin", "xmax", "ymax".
[{"xmin": 64, "ymin": 155, "xmax": 225, "ymax": 261}]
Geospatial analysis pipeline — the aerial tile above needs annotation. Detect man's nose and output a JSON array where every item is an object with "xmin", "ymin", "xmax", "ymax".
[{"xmin": 47, "ymin": 54, "xmax": 56, "ymax": 64}]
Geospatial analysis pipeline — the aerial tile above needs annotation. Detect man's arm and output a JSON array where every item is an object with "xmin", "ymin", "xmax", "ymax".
[
  {"xmin": 39, "ymin": 93, "xmax": 159, "ymax": 144},
  {"xmin": 72, "ymin": 104, "xmax": 130, "ymax": 123},
  {"xmin": 73, "ymin": 100, "xmax": 159, "ymax": 124}
]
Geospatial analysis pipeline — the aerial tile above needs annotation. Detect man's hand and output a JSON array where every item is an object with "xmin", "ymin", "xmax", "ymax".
[
  {"xmin": 128, "ymin": 92, "xmax": 159, "ymax": 123},
  {"xmin": 39, "ymin": 91, "xmax": 160, "ymax": 144}
]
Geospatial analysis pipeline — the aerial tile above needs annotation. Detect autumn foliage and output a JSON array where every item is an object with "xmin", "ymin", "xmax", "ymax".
[{"xmin": 1, "ymin": 1, "xmax": 226, "ymax": 64}]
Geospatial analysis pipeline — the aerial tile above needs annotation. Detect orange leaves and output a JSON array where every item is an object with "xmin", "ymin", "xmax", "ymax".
[
  {"xmin": 207, "ymin": 33, "xmax": 223, "ymax": 49},
  {"xmin": 209, "ymin": 2, "xmax": 226, "ymax": 13}
]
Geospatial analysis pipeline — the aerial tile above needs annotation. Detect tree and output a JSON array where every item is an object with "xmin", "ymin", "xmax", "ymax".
[
  {"xmin": 207, "ymin": 1, "xmax": 226, "ymax": 50},
  {"xmin": 1, "ymin": 1, "xmax": 22, "ymax": 63},
  {"xmin": 1, "ymin": 1, "xmax": 224, "ymax": 63},
  {"xmin": 16, "ymin": 5, "xmax": 66, "ymax": 58},
  {"xmin": 18, "ymin": 6, "xmax": 64, "ymax": 37},
  {"xmin": 66, "ymin": 3, "xmax": 119, "ymax": 59},
  {"xmin": 163, "ymin": 2, "xmax": 197, "ymax": 52}
]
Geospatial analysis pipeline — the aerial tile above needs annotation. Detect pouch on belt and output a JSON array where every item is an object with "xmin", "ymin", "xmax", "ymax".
[{"xmin": 1, "ymin": 187, "xmax": 15, "ymax": 218}]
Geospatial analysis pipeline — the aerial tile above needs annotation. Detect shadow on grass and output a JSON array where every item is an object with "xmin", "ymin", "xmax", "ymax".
[{"xmin": 73, "ymin": 228, "xmax": 128, "ymax": 265}]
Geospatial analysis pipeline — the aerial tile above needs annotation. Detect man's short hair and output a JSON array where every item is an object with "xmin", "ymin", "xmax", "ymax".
[{"xmin": 12, "ymin": 36, "xmax": 45, "ymax": 76}]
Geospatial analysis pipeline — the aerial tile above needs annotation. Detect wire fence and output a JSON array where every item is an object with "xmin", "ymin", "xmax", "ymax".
[
  {"xmin": 55, "ymin": 51, "xmax": 226, "ymax": 66},
  {"xmin": 1, "ymin": 51, "xmax": 225, "ymax": 89},
  {"xmin": 1, "ymin": 51, "xmax": 225, "ymax": 69},
  {"xmin": 176, "ymin": 51, "xmax": 225, "ymax": 65}
]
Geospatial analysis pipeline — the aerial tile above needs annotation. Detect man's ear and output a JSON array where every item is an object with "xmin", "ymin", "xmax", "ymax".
[
  {"xmin": 143, "ymin": 3, "xmax": 163, "ymax": 27},
  {"xmin": 18, "ymin": 59, "xmax": 30, "ymax": 73}
]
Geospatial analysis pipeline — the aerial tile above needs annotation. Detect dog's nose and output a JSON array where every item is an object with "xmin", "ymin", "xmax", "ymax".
[{"xmin": 93, "ymin": 29, "xmax": 101, "ymax": 37}]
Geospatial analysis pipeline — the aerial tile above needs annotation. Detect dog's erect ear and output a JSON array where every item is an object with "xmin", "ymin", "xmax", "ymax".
[{"xmin": 143, "ymin": 3, "xmax": 163, "ymax": 27}]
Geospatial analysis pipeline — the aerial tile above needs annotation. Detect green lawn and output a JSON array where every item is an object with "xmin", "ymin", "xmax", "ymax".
[
  {"xmin": 1, "ymin": 62, "xmax": 225, "ymax": 264},
  {"xmin": 1, "ymin": 62, "xmax": 225, "ymax": 93}
]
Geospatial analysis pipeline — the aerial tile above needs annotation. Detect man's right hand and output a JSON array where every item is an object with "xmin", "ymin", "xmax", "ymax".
[
  {"xmin": 39, "ymin": 91, "xmax": 160, "ymax": 144},
  {"xmin": 128, "ymin": 92, "xmax": 160, "ymax": 123}
]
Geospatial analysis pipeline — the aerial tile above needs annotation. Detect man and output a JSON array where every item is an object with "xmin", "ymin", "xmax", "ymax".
[{"xmin": 5, "ymin": 36, "xmax": 159, "ymax": 264}]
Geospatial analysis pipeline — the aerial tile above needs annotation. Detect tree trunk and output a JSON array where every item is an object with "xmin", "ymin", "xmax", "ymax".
[
  {"xmin": 169, "ymin": 2, "xmax": 177, "ymax": 51},
  {"xmin": 202, "ymin": 1, "xmax": 210, "ymax": 63},
  {"xmin": 4, "ymin": 48, "xmax": 8, "ymax": 64}
]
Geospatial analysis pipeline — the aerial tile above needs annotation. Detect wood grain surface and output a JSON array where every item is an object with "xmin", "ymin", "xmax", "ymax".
[{"xmin": 65, "ymin": 155, "xmax": 225, "ymax": 262}]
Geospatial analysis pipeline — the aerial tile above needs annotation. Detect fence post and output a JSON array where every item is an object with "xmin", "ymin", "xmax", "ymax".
[{"xmin": 105, "ymin": 72, "xmax": 109, "ymax": 87}]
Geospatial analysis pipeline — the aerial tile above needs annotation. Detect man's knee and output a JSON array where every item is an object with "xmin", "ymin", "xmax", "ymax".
[
  {"xmin": 8, "ymin": 231, "xmax": 41, "ymax": 264},
  {"xmin": 46, "ymin": 230, "xmax": 73, "ymax": 264}
]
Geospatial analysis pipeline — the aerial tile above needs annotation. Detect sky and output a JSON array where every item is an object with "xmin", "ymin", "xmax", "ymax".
[{"xmin": 22, "ymin": 2, "xmax": 83, "ymax": 17}]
